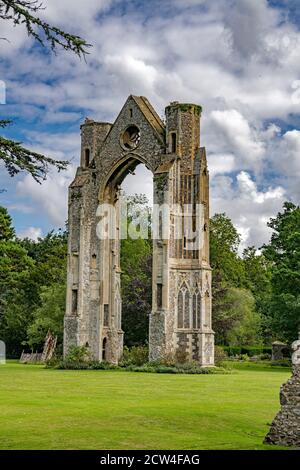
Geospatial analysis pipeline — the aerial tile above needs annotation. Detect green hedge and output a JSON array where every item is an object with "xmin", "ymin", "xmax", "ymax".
[
  {"xmin": 221, "ymin": 346, "xmax": 272, "ymax": 357},
  {"xmin": 49, "ymin": 360, "xmax": 229, "ymax": 374}
]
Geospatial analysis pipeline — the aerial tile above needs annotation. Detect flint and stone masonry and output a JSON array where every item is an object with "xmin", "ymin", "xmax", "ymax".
[
  {"xmin": 265, "ymin": 334, "xmax": 300, "ymax": 446},
  {"xmin": 64, "ymin": 96, "xmax": 214, "ymax": 365}
]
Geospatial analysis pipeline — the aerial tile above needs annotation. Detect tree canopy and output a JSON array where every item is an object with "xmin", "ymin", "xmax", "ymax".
[
  {"xmin": 0, "ymin": 0, "xmax": 91, "ymax": 182},
  {"xmin": 0, "ymin": 200, "xmax": 299, "ymax": 357},
  {"xmin": 0, "ymin": 216, "xmax": 67, "ymax": 356},
  {"xmin": 263, "ymin": 202, "xmax": 300, "ymax": 342}
]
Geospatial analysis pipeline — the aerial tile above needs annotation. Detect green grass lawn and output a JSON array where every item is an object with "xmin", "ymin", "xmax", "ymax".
[{"xmin": 0, "ymin": 361, "xmax": 291, "ymax": 450}]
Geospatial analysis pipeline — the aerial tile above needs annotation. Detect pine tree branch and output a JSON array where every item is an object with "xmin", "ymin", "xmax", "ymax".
[
  {"xmin": 0, "ymin": 119, "xmax": 12, "ymax": 128},
  {"xmin": 0, "ymin": 134, "xmax": 68, "ymax": 183},
  {"xmin": 0, "ymin": 0, "xmax": 91, "ymax": 57},
  {"xmin": 0, "ymin": 1, "xmax": 91, "ymax": 182}
]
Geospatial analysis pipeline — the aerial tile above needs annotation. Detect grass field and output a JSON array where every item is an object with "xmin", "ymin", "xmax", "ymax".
[{"xmin": 0, "ymin": 361, "xmax": 291, "ymax": 450}]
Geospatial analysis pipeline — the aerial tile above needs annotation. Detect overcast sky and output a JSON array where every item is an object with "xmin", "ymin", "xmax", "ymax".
[{"xmin": 0, "ymin": 0, "xmax": 300, "ymax": 250}]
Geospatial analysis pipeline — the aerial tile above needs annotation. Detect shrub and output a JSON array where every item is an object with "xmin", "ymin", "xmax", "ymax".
[
  {"xmin": 240, "ymin": 354, "xmax": 249, "ymax": 361},
  {"xmin": 214, "ymin": 346, "xmax": 228, "ymax": 366},
  {"xmin": 160, "ymin": 353, "xmax": 177, "ymax": 367},
  {"xmin": 57, "ymin": 361, "xmax": 89, "ymax": 370},
  {"xmin": 126, "ymin": 364, "xmax": 177, "ymax": 374},
  {"xmin": 222, "ymin": 346, "xmax": 272, "ymax": 357},
  {"xmin": 56, "ymin": 360, "xmax": 120, "ymax": 370},
  {"xmin": 88, "ymin": 361, "xmax": 119, "ymax": 370},
  {"xmin": 65, "ymin": 345, "xmax": 91, "ymax": 363},
  {"xmin": 121, "ymin": 344, "xmax": 149, "ymax": 366},
  {"xmin": 155, "ymin": 365, "xmax": 178, "ymax": 374},
  {"xmin": 47, "ymin": 344, "xmax": 231, "ymax": 374},
  {"xmin": 249, "ymin": 353, "xmax": 272, "ymax": 362},
  {"xmin": 174, "ymin": 349, "xmax": 188, "ymax": 364},
  {"xmin": 270, "ymin": 359, "xmax": 291, "ymax": 367},
  {"xmin": 125, "ymin": 363, "xmax": 225, "ymax": 374},
  {"xmin": 125, "ymin": 364, "xmax": 154, "ymax": 373},
  {"xmin": 50, "ymin": 359, "xmax": 228, "ymax": 374},
  {"xmin": 45, "ymin": 353, "xmax": 62, "ymax": 368}
]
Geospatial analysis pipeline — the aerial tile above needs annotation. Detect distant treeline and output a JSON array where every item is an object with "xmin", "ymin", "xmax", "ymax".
[{"xmin": 0, "ymin": 199, "xmax": 299, "ymax": 358}]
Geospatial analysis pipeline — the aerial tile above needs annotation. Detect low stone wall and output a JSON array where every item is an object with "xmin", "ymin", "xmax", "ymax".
[{"xmin": 264, "ymin": 366, "xmax": 300, "ymax": 447}]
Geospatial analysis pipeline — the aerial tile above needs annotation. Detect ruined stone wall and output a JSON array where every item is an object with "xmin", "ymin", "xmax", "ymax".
[
  {"xmin": 265, "ymin": 366, "xmax": 300, "ymax": 446},
  {"xmin": 64, "ymin": 95, "xmax": 214, "ymax": 366},
  {"xmin": 96, "ymin": 99, "xmax": 165, "ymax": 186},
  {"xmin": 149, "ymin": 101, "xmax": 214, "ymax": 364}
]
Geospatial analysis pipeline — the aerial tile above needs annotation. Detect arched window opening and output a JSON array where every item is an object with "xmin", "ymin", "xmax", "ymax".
[
  {"xmin": 71, "ymin": 289, "xmax": 78, "ymax": 314},
  {"xmin": 192, "ymin": 289, "xmax": 200, "ymax": 329},
  {"xmin": 102, "ymin": 337, "xmax": 107, "ymax": 361},
  {"xmin": 121, "ymin": 125, "xmax": 141, "ymax": 150},
  {"xmin": 177, "ymin": 284, "xmax": 191, "ymax": 329},
  {"xmin": 85, "ymin": 148, "xmax": 90, "ymax": 167},
  {"xmin": 204, "ymin": 293, "xmax": 210, "ymax": 328},
  {"xmin": 170, "ymin": 132, "xmax": 177, "ymax": 153},
  {"xmin": 157, "ymin": 283, "xmax": 163, "ymax": 309},
  {"xmin": 177, "ymin": 289, "xmax": 184, "ymax": 329},
  {"xmin": 104, "ymin": 304, "xmax": 109, "ymax": 326},
  {"xmin": 120, "ymin": 163, "xmax": 153, "ymax": 348},
  {"xmin": 184, "ymin": 289, "xmax": 190, "ymax": 329}
]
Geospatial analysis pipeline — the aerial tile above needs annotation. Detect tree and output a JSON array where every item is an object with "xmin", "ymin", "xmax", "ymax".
[
  {"xmin": 243, "ymin": 247, "xmax": 272, "ymax": 297},
  {"xmin": 121, "ymin": 240, "xmax": 152, "ymax": 346},
  {"xmin": 209, "ymin": 214, "xmax": 266, "ymax": 346},
  {"xmin": 224, "ymin": 288, "xmax": 262, "ymax": 347},
  {"xmin": 27, "ymin": 282, "xmax": 66, "ymax": 349},
  {"xmin": 0, "ymin": 205, "xmax": 15, "ymax": 241},
  {"xmin": 0, "ymin": 206, "xmax": 68, "ymax": 356},
  {"xmin": 0, "ymin": 0, "xmax": 91, "ymax": 182},
  {"xmin": 0, "ymin": 206, "xmax": 33, "ymax": 355},
  {"xmin": 0, "ymin": 120, "xmax": 68, "ymax": 183},
  {"xmin": 213, "ymin": 286, "xmax": 263, "ymax": 346},
  {"xmin": 263, "ymin": 202, "xmax": 300, "ymax": 343},
  {"xmin": 210, "ymin": 213, "xmax": 248, "ymax": 344},
  {"xmin": 0, "ymin": 239, "xmax": 35, "ymax": 356},
  {"xmin": 0, "ymin": 1, "xmax": 90, "ymax": 56},
  {"xmin": 243, "ymin": 246, "xmax": 272, "ymax": 343},
  {"xmin": 210, "ymin": 213, "xmax": 245, "ymax": 287},
  {"xmin": 120, "ymin": 194, "xmax": 152, "ymax": 346},
  {"xmin": 19, "ymin": 229, "xmax": 68, "ymax": 287}
]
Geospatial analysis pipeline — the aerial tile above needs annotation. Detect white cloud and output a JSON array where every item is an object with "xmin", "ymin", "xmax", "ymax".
[
  {"xmin": 237, "ymin": 171, "xmax": 285, "ymax": 204},
  {"xmin": 208, "ymin": 154, "xmax": 236, "ymax": 177},
  {"xmin": 16, "ymin": 166, "xmax": 75, "ymax": 227},
  {"xmin": 226, "ymin": 0, "xmax": 277, "ymax": 57},
  {"xmin": 210, "ymin": 109, "xmax": 265, "ymax": 173},
  {"xmin": 122, "ymin": 165, "xmax": 153, "ymax": 206},
  {"xmin": 276, "ymin": 130, "xmax": 300, "ymax": 177},
  {"xmin": 1, "ymin": 0, "xmax": 300, "ymax": 246},
  {"xmin": 18, "ymin": 227, "xmax": 43, "ymax": 241},
  {"xmin": 103, "ymin": 54, "xmax": 158, "ymax": 94},
  {"xmin": 211, "ymin": 171, "xmax": 286, "ymax": 251}
]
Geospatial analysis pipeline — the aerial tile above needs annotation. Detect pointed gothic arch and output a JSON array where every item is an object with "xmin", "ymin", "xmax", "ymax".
[{"xmin": 64, "ymin": 95, "xmax": 214, "ymax": 366}]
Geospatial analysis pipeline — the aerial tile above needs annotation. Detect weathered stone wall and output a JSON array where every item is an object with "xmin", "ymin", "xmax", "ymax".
[
  {"xmin": 97, "ymin": 97, "xmax": 165, "ymax": 187},
  {"xmin": 265, "ymin": 366, "xmax": 300, "ymax": 446},
  {"xmin": 165, "ymin": 102, "xmax": 201, "ymax": 172},
  {"xmin": 265, "ymin": 336, "xmax": 300, "ymax": 446}
]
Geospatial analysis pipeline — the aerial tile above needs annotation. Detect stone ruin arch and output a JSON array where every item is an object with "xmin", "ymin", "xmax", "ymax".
[{"xmin": 64, "ymin": 95, "xmax": 214, "ymax": 366}]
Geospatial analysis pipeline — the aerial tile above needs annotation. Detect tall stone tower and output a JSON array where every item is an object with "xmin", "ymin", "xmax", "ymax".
[{"xmin": 64, "ymin": 96, "xmax": 214, "ymax": 366}]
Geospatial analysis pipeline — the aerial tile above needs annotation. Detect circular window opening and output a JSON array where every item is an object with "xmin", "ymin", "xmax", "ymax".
[{"xmin": 121, "ymin": 125, "xmax": 141, "ymax": 150}]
